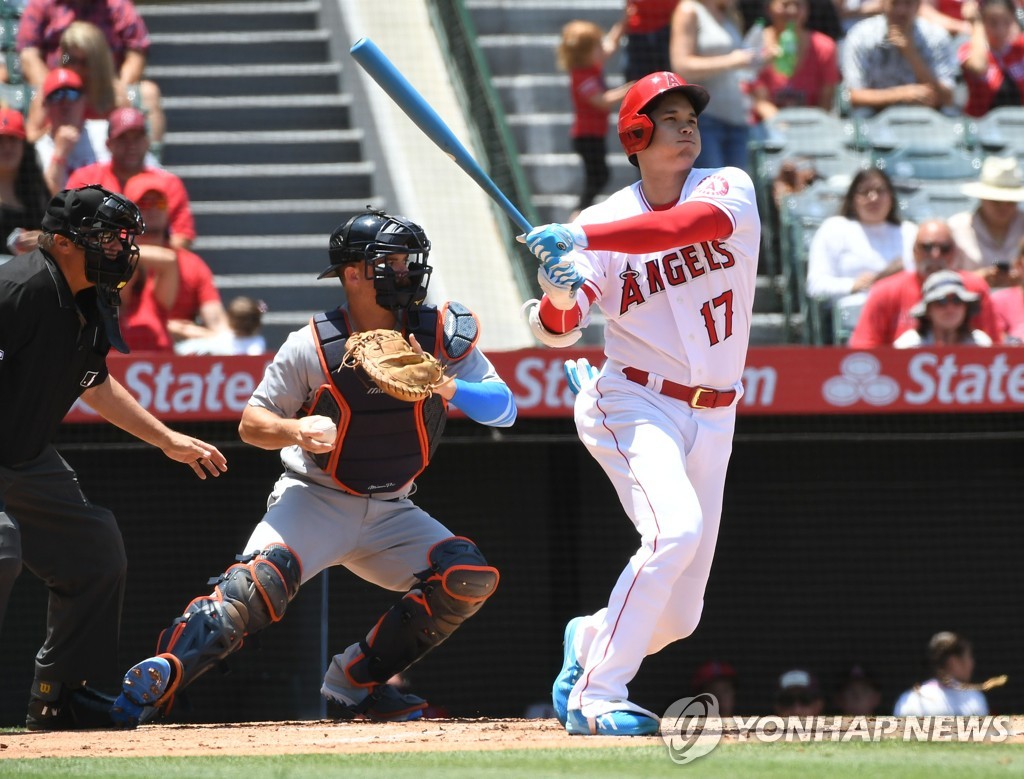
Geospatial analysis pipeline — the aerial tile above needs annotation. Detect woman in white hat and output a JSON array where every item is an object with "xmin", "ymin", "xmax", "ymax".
[
  {"xmin": 948, "ymin": 155, "xmax": 1024, "ymax": 287},
  {"xmin": 894, "ymin": 269, "xmax": 994, "ymax": 347}
]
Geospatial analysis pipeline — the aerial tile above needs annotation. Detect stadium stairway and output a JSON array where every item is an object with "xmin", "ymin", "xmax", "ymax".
[
  {"xmin": 138, "ymin": 0, "xmax": 378, "ymax": 350},
  {"xmin": 465, "ymin": 0, "xmax": 789, "ymax": 343}
]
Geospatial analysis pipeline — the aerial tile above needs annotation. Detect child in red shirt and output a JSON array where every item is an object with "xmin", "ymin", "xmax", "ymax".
[{"xmin": 557, "ymin": 20, "xmax": 634, "ymax": 218}]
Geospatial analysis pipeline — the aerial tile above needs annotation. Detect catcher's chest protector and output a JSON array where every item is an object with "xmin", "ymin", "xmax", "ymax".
[{"xmin": 306, "ymin": 307, "xmax": 447, "ymax": 496}]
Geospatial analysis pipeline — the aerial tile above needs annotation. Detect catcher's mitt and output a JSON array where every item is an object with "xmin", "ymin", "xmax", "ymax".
[{"xmin": 342, "ymin": 329, "xmax": 445, "ymax": 402}]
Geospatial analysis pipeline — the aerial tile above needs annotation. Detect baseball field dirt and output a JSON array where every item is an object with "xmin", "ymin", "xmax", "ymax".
[{"xmin": 4, "ymin": 716, "xmax": 1024, "ymax": 759}]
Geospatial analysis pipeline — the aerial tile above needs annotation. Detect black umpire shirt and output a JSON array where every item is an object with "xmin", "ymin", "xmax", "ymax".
[{"xmin": 0, "ymin": 249, "xmax": 111, "ymax": 467}]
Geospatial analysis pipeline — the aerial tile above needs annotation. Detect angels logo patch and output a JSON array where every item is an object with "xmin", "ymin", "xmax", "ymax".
[{"xmin": 693, "ymin": 175, "xmax": 729, "ymax": 197}]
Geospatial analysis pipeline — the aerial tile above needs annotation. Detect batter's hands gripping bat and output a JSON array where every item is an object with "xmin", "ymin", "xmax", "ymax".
[{"xmin": 349, "ymin": 37, "xmax": 533, "ymax": 235}]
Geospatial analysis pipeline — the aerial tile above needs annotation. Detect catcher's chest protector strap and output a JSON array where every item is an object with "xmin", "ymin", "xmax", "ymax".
[{"xmin": 307, "ymin": 307, "xmax": 447, "ymax": 496}]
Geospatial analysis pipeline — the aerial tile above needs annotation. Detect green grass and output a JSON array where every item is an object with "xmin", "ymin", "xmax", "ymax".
[{"xmin": 0, "ymin": 742, "xmax": 1021, "ymax": 779}]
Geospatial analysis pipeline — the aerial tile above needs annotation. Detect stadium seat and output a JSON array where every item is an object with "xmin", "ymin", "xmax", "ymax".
[
  {"xmin": 0, "ymin": 82, "xmax": 28, "ymax": 112},
  {"xmin": 0, "ymin": 0, "xmax": 21, "ymax": 86},
  {"xmin": 777, "ymin": 180, "xmax": 848, "ymax": 342},
  {"xmin": 832, "ymin": 293, "xmax": 867, "ymax": 346},
  {"xmin": 874, "ymin": 146, "xmax": 981, "ymax": 183},
  {"xmin": 971, "ymin": 106, "xmax": 1024, "ymax": 154},
  {"xmin": 901, "ymin": 180, "xmax": 979, "ymax": 220},
  {"xmin": 856, "ymin": 105, "xmax": 969, "ymax": 153},
  {"xmin": 761, "ymin": 107, "xmax": 858, "ymax": 153}
]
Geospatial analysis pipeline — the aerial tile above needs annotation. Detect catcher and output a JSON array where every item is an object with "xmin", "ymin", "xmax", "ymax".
[{"xmin": 111, "ymin": 207, "xmax": 517, "ymax": 726}]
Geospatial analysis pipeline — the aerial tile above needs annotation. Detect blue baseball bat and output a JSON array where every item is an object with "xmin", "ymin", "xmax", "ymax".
[{"xmin": 350, "ymin": 37, "xmax": 533, "ymax": 234}]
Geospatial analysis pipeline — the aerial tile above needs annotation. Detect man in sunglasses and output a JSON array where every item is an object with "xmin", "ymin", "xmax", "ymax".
[
  {"xmin": 849, "ymin": 218, "xmax": 999, "ymax": 347},
  {"xmin": 33, "ymin": 68, "xmax": 110, "ymax": 196}
]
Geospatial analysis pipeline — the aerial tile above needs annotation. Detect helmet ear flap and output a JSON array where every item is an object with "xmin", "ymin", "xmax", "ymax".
[{"xmin": 618, "ymin": 114, "xmax": 655, "ymax": 157}]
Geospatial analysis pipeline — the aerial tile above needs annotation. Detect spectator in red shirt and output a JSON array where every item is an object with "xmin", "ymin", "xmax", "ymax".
[
  {"xmin": 66, "ymin": 107, "xmax": 195, "ymax": 250},
  {"xmin": 123, "ymin": 171, "xmax": 226, "ymax": 347},
  {"xmin": 749, "ymin": 0, "xmax": 841, "ymax": 122},
  {"xmin": 959, "ymin": 0, "xmax": 1024, "ymax": 118},
  {"xmin": 620, "ymin": 0, "xmax": 680, "ymax": 81},
  {"xmin": 117, "ymin": 182, "xmax": 179, "ymax": 353},
  {"xmin": 15, "ymin": 0, "xmax": 164, "ymax": 149},
  {"xmin": 849, "ymin": 219, "xmax": 999, "ymax": 347},
  {"xmin": 992, "ymin": 237, "xmax": 1024, "ymax": 343},
  {"xmin": 557, "ymin": 20, "xmax": 634, "ymax": 218}
]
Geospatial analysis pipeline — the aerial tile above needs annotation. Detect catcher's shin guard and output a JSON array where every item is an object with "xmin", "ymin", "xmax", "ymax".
[
  {"xmin": 347, "ymin": 536, "xmax": 498, "ymax": 686},
  {"xmin": 149, "ymin": 544, "xmax": 303, "ymax": 705}
]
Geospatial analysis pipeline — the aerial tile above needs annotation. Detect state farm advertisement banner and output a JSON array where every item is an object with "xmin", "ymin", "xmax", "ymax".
[
  {"xmin": 64, "ymin": 347, "xmax": 1024, "ymax": 423},
  {"xmin": 66, "ymin": 355, "xmax": 272, "ymax": 423}
]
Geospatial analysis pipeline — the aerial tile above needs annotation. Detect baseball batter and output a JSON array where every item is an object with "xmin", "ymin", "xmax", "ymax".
[
  {"xmin": 111, "ymin": 208, "xmax": 516, "ymax": 726},
  {"xmin": 521, "ymin": 71, "xmax": 760, "ymax": 736}
]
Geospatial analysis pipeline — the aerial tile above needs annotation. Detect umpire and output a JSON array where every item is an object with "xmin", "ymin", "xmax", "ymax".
[{"xmin": 0, "ymin": 185, "xmax": 227, "ymax": 730}]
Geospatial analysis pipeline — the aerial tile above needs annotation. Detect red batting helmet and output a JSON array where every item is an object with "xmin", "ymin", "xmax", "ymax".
[{"xmin": 617, "ymin": 72, "xmax": 710, "ymax": 164}]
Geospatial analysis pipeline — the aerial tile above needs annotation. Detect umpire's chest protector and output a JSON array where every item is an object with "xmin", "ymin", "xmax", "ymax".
[{"xmin": 304, "ymin": 305, "xmax": 470, "ymax": 496}]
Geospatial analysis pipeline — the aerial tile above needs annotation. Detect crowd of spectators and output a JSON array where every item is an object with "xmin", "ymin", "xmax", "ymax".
[
  {"xmin": 560, "ymin": 0, "xmax": 1024, "ymax": 346},
  {"xmin": 0, "ymin": 0, "xmax": 256, "ymax": 355},
  {"xmin": 687, "ymin": 634, "xmax": 1003, "ymax": 717},
  {"xmin": 5, "ymin": 0, "xmax": 1024, "ymax": 355}
]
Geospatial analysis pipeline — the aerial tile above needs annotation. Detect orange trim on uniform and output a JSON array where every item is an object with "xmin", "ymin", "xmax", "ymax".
[
  {"xmin": 365, "ymin": 612, "xmax": 387, "ymax": 646},
  {"xmin": 156, "ymin": 652, "xmax": 185, "ymax": 707},
  {"xmin": 309, "ymin": 315, "xmax": 356, "ymax": 494},
  {"xmin": 441, "ymin": 565, "xmax": 501, "ymax": 602},
  {"xmin": 403, "ymin": 593, "xmax": 432, "ymax": 618},
  {"xmin": 343, "ymin": 650, "xmax": 374, "ymax": 689}
]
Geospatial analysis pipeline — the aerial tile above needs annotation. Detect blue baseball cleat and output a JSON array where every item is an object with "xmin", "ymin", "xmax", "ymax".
[
  {"xmin": 122, "ymin": 656, "xmax": 173, "ymax": 706},
  {"xmin": 565, "ymin": 708, "xmax": 660, "ymax": 736},
  {"xmin": 109, "ymin": 693, "xmax": 147, "ymax": 728},
  {"xmin": 552, "ymin": 616, "xmax": 585, "ymax": 726}
]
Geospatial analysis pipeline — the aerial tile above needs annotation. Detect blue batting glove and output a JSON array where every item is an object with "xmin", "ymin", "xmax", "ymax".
[
  {"xmin": 520, "ymin": 223, "xmax": 587, "ymax": 264},
  {"xmin": 540, "ymin": 256, "xmax": 584, "ymax": 294},
  {"xmin": 564, "ymin": 358, "xmax": 600, "ymax": 395}
]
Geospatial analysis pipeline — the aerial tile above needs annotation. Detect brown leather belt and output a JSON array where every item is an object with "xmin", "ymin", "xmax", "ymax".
[{"xmin": 622, "ymin": 367, "xmax": 737, "ymax": 409}]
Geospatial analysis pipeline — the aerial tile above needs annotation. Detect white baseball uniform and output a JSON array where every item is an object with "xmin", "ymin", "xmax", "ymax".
[{"xmin": 563, "ymin": 166, "xmax": 760, "ymax": 719}]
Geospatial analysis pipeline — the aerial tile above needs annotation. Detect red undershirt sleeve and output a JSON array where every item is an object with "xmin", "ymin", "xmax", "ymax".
[{"xmin": 582, "ymin": 201, "xmax": 734, "ymax": 254}]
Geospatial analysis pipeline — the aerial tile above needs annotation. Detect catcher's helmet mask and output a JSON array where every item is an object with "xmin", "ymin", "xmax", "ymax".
[
  {"xmin": 617, "ymin": 71, "xmax": 710, "ymax": 167},
  {"xmin": 42, "ymin": 184, "xmax": 145, "ymax": 304},
  {"xmin": 319, "ymin": 207, "xmax": 433, "ymax": 313}
]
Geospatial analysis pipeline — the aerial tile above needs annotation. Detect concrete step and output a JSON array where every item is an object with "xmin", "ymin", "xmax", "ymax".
[
  {"xmin": 494, "ymin": 73, "xmax": 625, "ymax": 115},
  {"xmin": 213, "ymin": 272, "xmax": 342, "ymax": 314},
  {"xmin": 191, "ymin": 197, "xmax": 378, "ymax": 238},
  {"xmin": 162, "ymin": 94, "xmax": 351, "ymax": 132},
  {"xmin": 466, "ymin": 0, "xmax": 623, "ymax": 35},
  {"xmin": 531, "ymin": 193, "xmax": 581, "ymax": 224},
  {"xmin": 478, "ymin": 35, "xmax": 561, "ymax": 76},
  {"xmin": 754, "ymin": 274, "xmax": 784, "ymax": 314},
  {"xmin": 161, "ymin": 129, "xmax": 363, "ymax": 166},
  {"xmin": 140, "ymin": 1, "xmax": 321, "ymax": 35},
  {"xmin": 148, "ymin": 30, "xmax": 330, "ymax": 67},
  {"xmin": 520, "ymin": 151, "xmax": 636, "ymax": 195},
  {"xmin": 167, "ymin": 161, "xmax": 373, "ymax": 201},
  {"xmin": 145, "ymin": 62, "xmax": 342, "ymax": 98},
  {"xmin": 750, "ymin": 312, "xmax": 790, "ymax": 345},
  {"xmin": 194, "ymin": 234, "xmax": 327, "ymax": 276},
  {"xmin": 261, "ymin": 318, "xmax": 317, "ymax": 351},
  {"xmin": 508, "ymin": 112, "xmax": 616, "ymax": 155}
]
